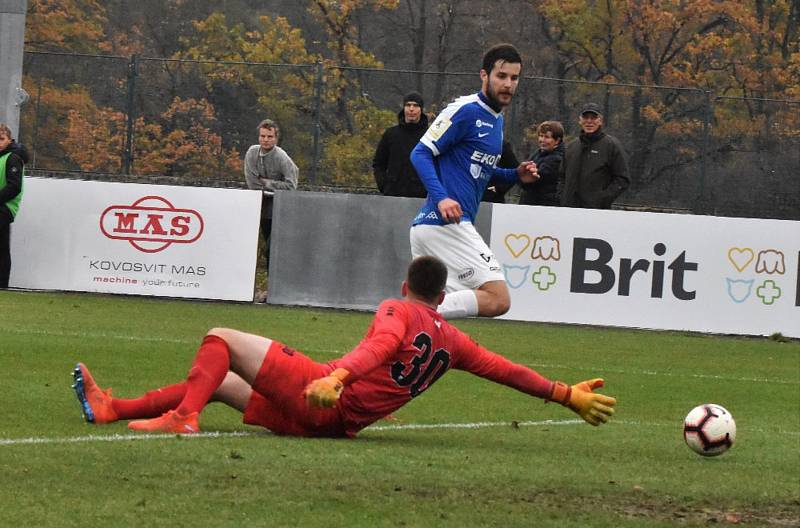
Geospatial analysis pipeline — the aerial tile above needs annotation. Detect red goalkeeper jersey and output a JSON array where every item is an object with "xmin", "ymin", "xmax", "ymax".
[{"xmin": 329, "ymin": 299, "xmax": 555, "ymax": 436}]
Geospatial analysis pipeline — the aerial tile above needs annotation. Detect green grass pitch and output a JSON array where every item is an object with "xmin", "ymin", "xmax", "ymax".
[{"xmin": 0, "ymin": 290, "xmax": 798, "ymax": 527}]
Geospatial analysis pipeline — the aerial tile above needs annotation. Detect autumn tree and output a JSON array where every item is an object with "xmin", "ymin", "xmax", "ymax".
[
  {"xmin": 308, "ymin": 0, "xmax": 476, "ymax": 185},
  {"xmin": 133, "ymin": 97, "xmax": 242, "ymax": 177},
  {"xmin": 307, "ymin": 0, "xmax": 395, "ymax": 131},
  {"xmin": 25, "ymin": 0, "xmax": 109, "ymax": 52},
  {"xmin": 18, "ymin": 77, "xmax": 101, "ymax": 169},
  {"xmin": 23, "ymin": 1, "xmax": 118, "ymax": 170},
  {"xmin": 61, "ymin": 95, "xmax": 240, "ymax": 177},
  {"xmin": 175, "ymin": 13, "xmax": 318, "ymax": 178},
  {"xmin": 178, "ymin": 5, "xmax": 402, "ymax": 186},
  {"xmin": 531, "ymin": 0, "xmax": 799, "ymax": 210}
]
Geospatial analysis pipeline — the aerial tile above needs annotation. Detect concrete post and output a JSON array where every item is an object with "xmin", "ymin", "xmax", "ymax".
[{"xmin": 0, "ymin": 0, "xmax": 28, "ymax": 137}]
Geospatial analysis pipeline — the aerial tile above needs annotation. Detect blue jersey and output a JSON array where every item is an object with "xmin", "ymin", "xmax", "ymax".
[{"xmin": 410, "ymin": 92, "xmax": 517, "ymax": 226}]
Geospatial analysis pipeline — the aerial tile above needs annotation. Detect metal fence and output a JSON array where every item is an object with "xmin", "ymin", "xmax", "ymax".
[{"xmin": 18, "ymin": 51, "xmax": 800, "ymax": 220}]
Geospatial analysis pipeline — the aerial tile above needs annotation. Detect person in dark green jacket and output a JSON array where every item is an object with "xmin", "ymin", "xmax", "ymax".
[
  {"xmin": 558, "ymin": 103, "xmax": 630, "ymax": 209},
  {"xmin": 0, "ymin": 123, "xmax": 26, "ymax": 288}
]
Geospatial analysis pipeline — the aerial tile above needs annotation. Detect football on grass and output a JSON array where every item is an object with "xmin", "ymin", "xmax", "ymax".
[{"xmin": 683, "ymin": 403, "xmax": 736, "ymax": 456}]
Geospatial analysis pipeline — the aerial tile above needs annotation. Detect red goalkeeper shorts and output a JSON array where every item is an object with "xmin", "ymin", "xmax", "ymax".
[{"xmin": 242, "ymin": 340, "xmax": 348, "ymax": 437}]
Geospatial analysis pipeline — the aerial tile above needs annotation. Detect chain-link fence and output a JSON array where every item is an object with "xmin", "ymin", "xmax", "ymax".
[{"xmin": 18, "ymin": 51, "xmax": 800, "ymax": 220}]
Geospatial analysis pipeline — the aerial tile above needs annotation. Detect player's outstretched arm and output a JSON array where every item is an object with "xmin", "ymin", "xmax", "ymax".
[
  {"xmin": 304, "ymin": 368, "xmax": 350, "ymax": 408},
  {"xmin": 451, "ymin": 337, "xmax": 615, "ymax": 426},
  {"xmin": 550, "ymin": 378, "xmax": 616, "ymax": 426}
]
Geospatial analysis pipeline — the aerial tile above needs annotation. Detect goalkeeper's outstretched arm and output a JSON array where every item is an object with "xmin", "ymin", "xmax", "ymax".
[{"xmin": 455, "ymin": 338, "xmax": 617, "ymax": 426}]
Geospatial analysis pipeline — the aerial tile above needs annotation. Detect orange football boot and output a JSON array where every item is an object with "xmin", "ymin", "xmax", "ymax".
[
  {"xmin": 128, "ymin": 410, "xmax": 200, "ymax": 434},
  {"xmin": 72, "ymin": 363, "xmax": 119, "ymax": 424}
]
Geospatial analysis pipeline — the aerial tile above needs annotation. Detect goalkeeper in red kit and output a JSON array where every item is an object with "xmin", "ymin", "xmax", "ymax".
[{"xmin": 72, "ymin": 256, "xmax": 616, "ymax": 437}]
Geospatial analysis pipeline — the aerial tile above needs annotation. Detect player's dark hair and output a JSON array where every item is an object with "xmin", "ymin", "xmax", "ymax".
[
  {"xmin": 407, "ymin": 256, "xmax": 447, "ymax": 302},
  {"xmin": 482, "ymin": 44, "xmax": 522, "ymax": 75},
  {"xmin": 257, "ymin": 118, "xmax": 279, "ymax": 137}
]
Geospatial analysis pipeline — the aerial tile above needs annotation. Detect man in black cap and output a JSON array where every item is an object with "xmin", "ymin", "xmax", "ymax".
[
  {"xmin": 558, "ymin": 102, "xmax": 630, "ymax": 209},
  {"xmin": 372, "ymin": 92, "xmax": 429, "ymax": 198}
]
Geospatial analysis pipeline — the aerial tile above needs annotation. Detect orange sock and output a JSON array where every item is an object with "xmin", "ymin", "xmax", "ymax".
[
  {"xmin": 175, "ymin": 334, "xmax": 230, "ymax": 416},
  {"xmin": 111, "ymin": 383, "xmax": 187, "ymax": 420}
]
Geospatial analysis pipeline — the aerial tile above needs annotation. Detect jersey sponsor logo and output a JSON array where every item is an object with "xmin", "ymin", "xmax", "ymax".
[
  {"xmin": 100, "ymin": 195, "xmax": 205, "ymax": 253},
  {"xmin": 480, "ymin": 252, "xmax": 493, "ymax": 263},
  {"xmin": 391, "ymin": 332, "xmax": 451, "ymax": 397},
  {"xmin": 469, "ymin": 163, "xmax": 483, "ymax": 180},
  {"xmin": 458, "ymin": 268, "xmax": 475, "ymax": 281},
  {"xmin": 475, "ymin": 119, "xmax": 494, "ymax": 128},
  {"xmin": 426, "ymin": 116, "xmax": 452, "ymax": 141},
  {"xmin": 425, "ymin": 211, "xmax": 439, "ymax": 220},
  {"xmin": 478, "ymin": 132, "xmax": 490, "ymax": 138},
  {"xmin": 470, "ymin": 150, "xmax": 500, "ymax": 166}
]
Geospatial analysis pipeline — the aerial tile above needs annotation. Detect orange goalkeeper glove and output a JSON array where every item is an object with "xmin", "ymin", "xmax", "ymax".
[
  {"xmin": 550, "ymin": 378, "xmax": 616, "ymax": 426},
  {"xmin": 304, "ymin": 368, "xmax": 349, "ymax": 408}
]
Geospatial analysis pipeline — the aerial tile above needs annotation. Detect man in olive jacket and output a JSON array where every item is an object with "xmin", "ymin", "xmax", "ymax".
[{"xmin": 558, "ymin": 103, "xmax": 630, "ymax": 209}]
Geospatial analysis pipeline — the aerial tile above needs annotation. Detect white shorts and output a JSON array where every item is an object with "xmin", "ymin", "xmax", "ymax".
[{"xmin": 410, "ymin": 222, "xmax": 504, "ymax": 292}]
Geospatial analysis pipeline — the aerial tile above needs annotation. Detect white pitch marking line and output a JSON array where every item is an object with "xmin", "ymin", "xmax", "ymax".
[
  {"xmin": 368, "ymin": 419, "xmax": 583, "ymax": 431},
  {"xmin": 0, "ymin": 420, "xmax": 580, "ymax": 447},
  {"xmin": 1, "ymin": 419, "xmax": 797, "ymax": 447},
  {"xmin": 0, "ymin": 431, "xmax": 256, "ymax": 446},
  {"xmin": 1, "ymin": 327, "xmax": 193, "ymax": 345}
]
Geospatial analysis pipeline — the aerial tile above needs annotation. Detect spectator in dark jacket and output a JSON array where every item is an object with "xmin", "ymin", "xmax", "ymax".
[
  {"xmin": 0, "ymin": 123, "xmax": 27, "ymax": 288},
  {"xmin": 482, "ymin": 141, "xmax": 519, "ymax": 203},
  {"xmin": 372, "ymin": 92, "xmax": 429, "ymax": 198},
  {"xmin": 519, "ymin": 121, "xmax": 564, "ymax": 206},
  {"xmin": 558, "ymin": 103, "xmax": 630, "ymax": 209}
]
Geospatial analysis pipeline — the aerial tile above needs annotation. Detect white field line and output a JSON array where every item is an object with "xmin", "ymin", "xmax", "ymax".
[
  {"xmin": 0, "ymin": 431, "xmax": 254, "ymax": 446},
  {"xmin": 1, "ymin": 419, "xmax": 797, "ymax": 447},
  {"xmin": 368, "ymin": 418, "xmax": 584, "ymax": 430},
  {"xmin": 4, "ymin": 324, "xmax": 797, "ymax": 385},
  {"xmin": 1, "ymin": 327, "xmax": 195, "ymax": 346},
  {"xmin": 0, "ymin": 420, "xmax": 577, "ymax": 447}
]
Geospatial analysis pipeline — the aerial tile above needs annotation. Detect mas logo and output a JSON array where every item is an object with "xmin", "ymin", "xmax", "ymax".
[{"xmin": 100, "ymin": 196, "xmax": 204, "ymax": 253}]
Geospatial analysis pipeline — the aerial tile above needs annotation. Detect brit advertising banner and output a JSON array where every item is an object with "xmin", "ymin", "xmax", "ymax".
[
  {"xmin": 10, "ymin": 178, "xmax": 261, "ymax": 301},
  {"xmin": 490, "ymin": 205, "xmax": 800, "ymax": 338}
]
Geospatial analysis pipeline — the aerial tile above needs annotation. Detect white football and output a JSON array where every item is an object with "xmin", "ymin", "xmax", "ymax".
[{"xmin": 683, "ymin": 403, "xmax": 736, "ymax": 456}]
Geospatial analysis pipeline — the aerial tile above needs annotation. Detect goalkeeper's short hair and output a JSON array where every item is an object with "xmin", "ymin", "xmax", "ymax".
[{"xmin": 407, "ymin": 256, "xmax": 447, "ymax": 303}]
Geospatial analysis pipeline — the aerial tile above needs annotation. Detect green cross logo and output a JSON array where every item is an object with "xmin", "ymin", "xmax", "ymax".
[
  {"xmin": 532, "ymin": 266, "xmax": 557, "ymax": 291},
  {"xmin": 756, "ymin": 280, "xmax": 781, "ymax": 305}
]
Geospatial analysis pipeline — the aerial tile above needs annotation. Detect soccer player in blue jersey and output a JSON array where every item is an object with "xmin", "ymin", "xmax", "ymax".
[{"xmin": 410, "ymin": 43, "xmax": 539, "ymax": 319}]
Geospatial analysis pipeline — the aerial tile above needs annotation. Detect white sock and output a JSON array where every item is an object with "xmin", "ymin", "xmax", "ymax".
[{"xmin": 437, "ymin": 289, "xmax": 479, "ymax": 320}]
